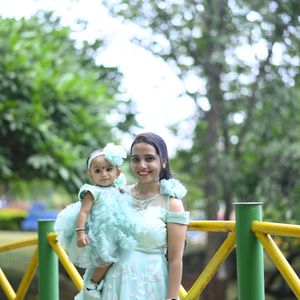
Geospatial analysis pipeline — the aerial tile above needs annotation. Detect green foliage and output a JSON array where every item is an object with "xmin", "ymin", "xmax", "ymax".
[
  {"xmin": 6, "ymin": 179, "xmax": 73, "ymax": 207},
  {"xmin": 236, "ymin": 86, "xmax": 300, "ymax": 221},
  {"xmin": 171, "ymin": 153, "xmax": 204, "ymax": 212},
  {"xmin": 103, "ymin": 0, "xmax": 300, "ymax": 224},
  {"xmin": 0, "ymin": 12, "xmax": 136, "ymax": 194},
  {"xmin": 0, "ymin": 208, "xmax": 27, "ymax": 230}
]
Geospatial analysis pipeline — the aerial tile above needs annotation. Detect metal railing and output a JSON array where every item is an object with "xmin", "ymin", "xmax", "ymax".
[{"xmin": 0, "ymin": 203, "xmax": 300, "ymax": 300}]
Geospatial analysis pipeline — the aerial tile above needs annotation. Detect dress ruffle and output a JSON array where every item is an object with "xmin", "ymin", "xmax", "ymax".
[{"xmin": 160, "ymin": 178, "xmax": 187, "ymax": 199}]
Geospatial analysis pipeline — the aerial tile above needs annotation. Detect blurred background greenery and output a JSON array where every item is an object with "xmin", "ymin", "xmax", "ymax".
[{"xmin": 1, "ymin": 0, "xmax": 300, "ymax": 299}]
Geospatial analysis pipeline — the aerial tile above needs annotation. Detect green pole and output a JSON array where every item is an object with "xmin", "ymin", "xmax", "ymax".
[
  {"xmin": 38, "ymin": 219, "xmax": 59, "ymax": 300},
  {"xmin": 234, "ymin": 202, "xmax": 265, "ymax": 300}
]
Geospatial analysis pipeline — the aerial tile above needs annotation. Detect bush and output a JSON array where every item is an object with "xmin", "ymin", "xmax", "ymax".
[{"xmin": 0, "ymin": 209, "xmax": 27, "ymax": 230}]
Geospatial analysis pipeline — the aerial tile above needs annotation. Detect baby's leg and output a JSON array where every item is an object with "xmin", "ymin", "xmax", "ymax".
[
  {"xmin": 84, "ymin": 264, "xmax": 113, "ymax": 299},
  {"xmin": 91, "ymin": 263, "xmax": 113, "ymax": 283}
]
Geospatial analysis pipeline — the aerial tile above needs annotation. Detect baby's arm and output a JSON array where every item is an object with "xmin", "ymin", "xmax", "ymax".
[{"xmin": 76, "ymin": 192, "xmax": 94, "ymax": 247}]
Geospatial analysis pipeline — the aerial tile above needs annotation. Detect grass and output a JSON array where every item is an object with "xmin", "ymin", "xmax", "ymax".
[
  {"xmin": 0, "ymin": 230, "xmax": 79, "ymax": 299},
  {"xmin": 0, "ymin": 231, "xmax": 36, "ymax": 270}
]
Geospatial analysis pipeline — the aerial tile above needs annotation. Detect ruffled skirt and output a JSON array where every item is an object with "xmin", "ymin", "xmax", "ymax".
[{"xmin": 54, "ymin": 195, "xmax": 138, "ymax": 268}]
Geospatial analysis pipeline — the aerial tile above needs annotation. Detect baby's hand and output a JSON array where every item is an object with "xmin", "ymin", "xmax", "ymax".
[{"xmin": 76, "ymin": 232, "xmax": 90, "ymax": 247}]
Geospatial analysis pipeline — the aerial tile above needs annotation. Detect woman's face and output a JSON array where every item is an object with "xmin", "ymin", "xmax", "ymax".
[{"xmin": 131, "ymin": 142, "xmax": 161, "ymax": 183}]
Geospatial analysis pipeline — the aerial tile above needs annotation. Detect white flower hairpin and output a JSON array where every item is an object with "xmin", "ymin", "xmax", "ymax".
[{"xmin": 103, "ymin": 143, "xmax": 127, "ymax": 166}]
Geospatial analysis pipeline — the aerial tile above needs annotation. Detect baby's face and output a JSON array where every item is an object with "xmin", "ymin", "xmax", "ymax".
[{"xmin": 88, "ymin": 155, "xmax": 119, "ymax": 187}]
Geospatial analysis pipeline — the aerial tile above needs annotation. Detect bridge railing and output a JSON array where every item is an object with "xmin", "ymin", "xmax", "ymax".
[{"xmin": 1, "ymin": 203, "xmax": 300, "ymax": 300}]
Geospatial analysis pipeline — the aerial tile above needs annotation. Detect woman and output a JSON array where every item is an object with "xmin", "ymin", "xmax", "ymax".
[{"xmin": 100, "ymin": 132, "xmax": 189, "ymax": 300}]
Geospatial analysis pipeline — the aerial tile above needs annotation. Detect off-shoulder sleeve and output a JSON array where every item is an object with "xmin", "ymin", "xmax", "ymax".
[{"xmin": 166, "ymin": 211, "xmax": 190, "ymax": 225}]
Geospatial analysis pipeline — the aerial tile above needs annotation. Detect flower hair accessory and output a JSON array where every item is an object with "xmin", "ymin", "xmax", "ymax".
[
  {"xmin": 103, "ymin": 143, "xmax": 127, "ymax": 167},
  {"xmin": 87, "ymin": 143, "xmax": 127, "ymax": 169},
  {"xmin": 160, "ymin": 178, "xmax": 187, "ymax": 199}
]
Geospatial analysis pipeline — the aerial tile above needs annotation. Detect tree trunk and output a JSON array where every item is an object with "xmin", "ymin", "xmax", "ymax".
[{"xmin": 199, "ymin": 104, "xmax": 230, "ymax": 300}]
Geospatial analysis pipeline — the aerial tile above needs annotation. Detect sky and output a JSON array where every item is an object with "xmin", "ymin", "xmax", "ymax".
[{"xmin": 0, "ymin": 0, "xmax": 196, "ymax": 156}]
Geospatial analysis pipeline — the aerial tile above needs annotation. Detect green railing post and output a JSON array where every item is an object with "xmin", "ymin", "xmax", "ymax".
[
  {"xmin": 38, "ymin": 219, "xmax": 59, "ymax": 300},
  {"xmin": 234, "ymin": 202, "xmax": 265, "ymax": 300}
]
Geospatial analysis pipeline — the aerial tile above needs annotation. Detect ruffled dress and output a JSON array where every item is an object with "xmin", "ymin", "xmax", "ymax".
[
  {"xmin": 98, "ymin": 181, "xmax": 189, "ymax": 300},
  {"xmin": 54, "ymin": 184, "xmax": 137, "ymax": 268}
]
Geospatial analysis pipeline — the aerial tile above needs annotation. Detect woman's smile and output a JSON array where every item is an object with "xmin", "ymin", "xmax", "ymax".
[{"xmin": 138, "ymin": 171, "xmax": 150, "ymax": 176}]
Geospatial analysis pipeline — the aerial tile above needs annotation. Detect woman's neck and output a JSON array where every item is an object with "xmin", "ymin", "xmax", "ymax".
[{"xmin": 134, "ymin": 182, "xmax": 160, "ymax": 200}]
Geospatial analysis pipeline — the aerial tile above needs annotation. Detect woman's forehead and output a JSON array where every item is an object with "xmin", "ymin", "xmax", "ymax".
[{"xmin": 131, "ymin": 142, "xmax": 157, "ymax": 155}]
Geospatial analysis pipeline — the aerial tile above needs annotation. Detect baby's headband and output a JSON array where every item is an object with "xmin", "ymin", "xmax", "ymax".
[
  {"xmin": 87, "ymin": 149, "xmax": 104, "ymax": 169},
  {"xmin": 87, "ymin": 143, "xmax": 127, "ymax": 169}
]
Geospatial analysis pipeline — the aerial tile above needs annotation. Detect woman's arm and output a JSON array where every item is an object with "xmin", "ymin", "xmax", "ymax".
[
  {"xmin": 167, "ymin": 197, "xmax": 187, "ymax": 299},
  {"xmin": 76, "ymin": 191, "xmax": 94, "ymax": 247}
]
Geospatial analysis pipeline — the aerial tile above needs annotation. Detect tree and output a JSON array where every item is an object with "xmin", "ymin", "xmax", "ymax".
[
  {"xmin": 0, "ymin": 12, "xmax": 136, "ymax": 194},
  {"xmin": 102, "ymin": 1, "xmax": 300, "ymax": 298}
]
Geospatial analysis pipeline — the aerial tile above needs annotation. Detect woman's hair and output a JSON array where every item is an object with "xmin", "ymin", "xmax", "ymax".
[{"xmin": 130, "ymin": 132, "xmax": 172, "ymax": 180}]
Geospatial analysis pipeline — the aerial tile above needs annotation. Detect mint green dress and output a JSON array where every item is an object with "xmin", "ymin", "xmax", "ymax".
[
  {"xmin": 54, "ymin": 184, "xmax": 137, "ymax": 269},
  {"xmin": 99, "ymin": 189, "xmax": 189, "ymax": 300}
]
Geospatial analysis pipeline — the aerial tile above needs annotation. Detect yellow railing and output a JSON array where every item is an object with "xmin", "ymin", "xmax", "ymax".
[
  {"xmin": 179, "ymin": 221, "xmax": 236, "ymax": 299},
  {"xmin": 253, "ymin": 221, "xmax": 300, "ymax": 298},
  {"xmin": 47, "ymin": 232, "xmax": 83, "ymax": 291},
  {"xmin": 0, "ymin": 218, "xmax": 300, "ymax": 300},
  {"xmin": 0, "ymin": 236, "xmax": 38, "ymax": 300}
]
